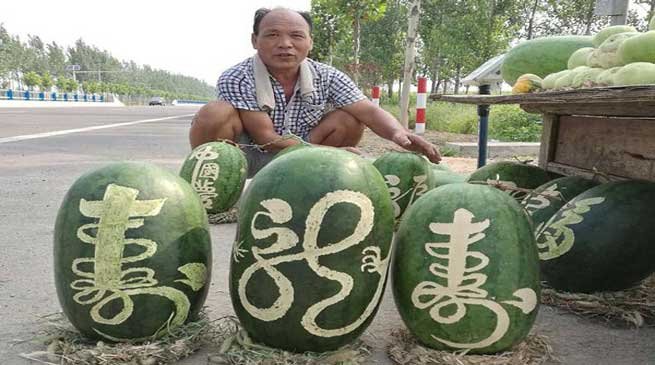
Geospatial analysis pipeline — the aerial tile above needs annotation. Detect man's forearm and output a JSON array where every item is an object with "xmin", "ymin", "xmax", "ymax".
[{"xmin": 362, "ymin": 107, "xmax": 407, "ymax": 140}]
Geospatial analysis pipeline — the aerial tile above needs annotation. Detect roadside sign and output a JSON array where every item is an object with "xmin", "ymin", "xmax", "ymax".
[{"xmin": 65, "ymin": 65, "xmax": 81, "ymax": 71}]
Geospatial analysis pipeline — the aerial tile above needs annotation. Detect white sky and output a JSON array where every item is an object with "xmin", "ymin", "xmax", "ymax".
[{"xmin": 0, "ymin": 0, "xmax": 311, "ymax": 85}]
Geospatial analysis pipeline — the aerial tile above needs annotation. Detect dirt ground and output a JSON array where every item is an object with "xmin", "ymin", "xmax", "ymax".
[{"xmin": 358, "ymin": 128, "xmax": 481, "ymax": 174}]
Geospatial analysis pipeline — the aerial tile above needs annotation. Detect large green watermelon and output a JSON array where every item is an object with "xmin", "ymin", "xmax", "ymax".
[
  {"xmin": 180, "ymin": 141, "xmax": 248, "ymax": 214},
  {"xmin": 54, "ymin": 162, "xmax": 212, "ymax": 341},
  {"xmin": 501, "ymin": 36, "xmax": 593, "ymax": 85},
  {"xmin": 230, "ymin": 147, "xmax": 394, "ymax": 352},
  {"xmin": 536, "ymin": 180, "xmax": 655, "ymax": 293},
  {"xmin": 393, "ymin": 183, "xmax": 540, "ymax": 354},
  {"xmin": 466, "ymin": 161, "xmax": 553, "ymax": 202},
  {"xmin": 618, "ymin": 31, "xmax": 655, "ymax": 65},
  {"xmin": 373, "ymin": 151, "xmax": 435, "ymax": 222},
  {"xmin": 521, "ymin": 176, "xmax": 599, "ymax": 232}
]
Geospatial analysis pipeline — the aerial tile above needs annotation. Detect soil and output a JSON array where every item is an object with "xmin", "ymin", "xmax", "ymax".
[{"xmin": 358, "ymin": 128, "xmax": 482, "ymax": 174}]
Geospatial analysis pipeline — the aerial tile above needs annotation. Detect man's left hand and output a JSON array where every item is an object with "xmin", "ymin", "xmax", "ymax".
[{"xmin": 391, "ymin": 130, "xmax": 442, "ymax": 163}]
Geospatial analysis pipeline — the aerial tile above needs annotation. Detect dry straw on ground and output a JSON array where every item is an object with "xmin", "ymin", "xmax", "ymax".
[
  {"xmin": 18, "ymin": 310, "xmax": 225, "ymax": 365},
  {"xmin": 387, "ymin": 329, "xmax": 556, "ymax": 365},
  {"xmin": 207, "ymin": 317, "xmax": 372, "ymax": 365},
  {"xmin": 208, "ymin": 207, "xmax": 239, "ymax": 224},
  {"xmin": 541, "ymin": 275, "xmax": 655, "ymax": 328},
  {"xmin": 19, "ymin": 313, "xmax": 371, "ymax": 365}
]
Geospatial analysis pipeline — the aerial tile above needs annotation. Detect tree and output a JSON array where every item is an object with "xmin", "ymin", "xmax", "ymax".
[
  {"xmin": 400, "ymin": 0, "xmax": 421, "ymax": 128},
  {"xmin": 40, "ymin": 72, "xmax": 53, "ymax": 91},
  {"xmin": 360, "ymin": 0, "xmax": 406, "ymax": 98},
  {"xmin": 314, "ymin": 0, "xmax": 387, "ymax": 85},
  {"xmin": 23, "ymin": 71, "xmax": 41, "ymax": 90}
]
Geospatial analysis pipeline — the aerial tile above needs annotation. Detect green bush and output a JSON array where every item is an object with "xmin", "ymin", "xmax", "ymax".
[{"xmin": 380, "ymin": 100, "xmax": 542, "ymax": 142}]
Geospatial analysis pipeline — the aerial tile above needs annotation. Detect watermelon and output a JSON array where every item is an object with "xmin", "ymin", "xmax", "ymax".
[
  {"xmin": 431, "ymin": 170, "xmax": 467, "ymax": 187},
  {"xmin": 596, "ymin": 67, "xmax": 621, "ymax": 87},
  {"xmin": 592, "ymin": 25, "xmax": 637, "ymax": 47},
  {"xmin": 521, "ymin": 176, "xmax": 599, "ymax": 233},
  {"xmin": 230, "ymin": 147, "xmax": 394, "ymax": 352},
  {"xmin": 54, "ymin": 162, "xmax": 212, "ymax": 341},
  {"xmin": 466, "ymin": 161, "xmax": 553, "ymax": 201},
  {"xmin": 536, "ymin": 180, "xmax": 655, "ymax": 293},
  {"xmin": 393, "ymin": 183, "xmax": 540, "ymax": 353},
  {"xmin": 618, "ymin": 31, "xmax": 655, "ymax": 65},
  {"xmin": 373, "ymin": 151, "xmax": 435, "ymax": 221},
  {"xmin": 431, "ymin": 162, "xmax": 452, "ymax": 173},
  {"xmin": 596, "ymin": 32, "xmax": 638, "ymax": 69},
  {"xmin": 571, "ymin": 67, "xmax": 603, "ymax": 89},
  {"xmin": 567, "ymin": 47, "xmax": 595, "ymax": 70},
  {"xmin": 613, "ymin": 62, "xmax": 655, "ymax": 86},
  {"xmin": 179, "ymin": 141, "xmax": 248, "ymax": 214},
  {"xmin": 501, "ymin": 36, "xmax": 593, "ymax": 85},
  {"xmin": 553, "ymin": 69, "xmax": 577, "ymax": 89},
  {"xmin": 274, "ymin": 141, "xmax": 314, "ymax": 159},
  {"xmin": 542, "ymin": 70, "xmax": 569, "ymax": 90}
]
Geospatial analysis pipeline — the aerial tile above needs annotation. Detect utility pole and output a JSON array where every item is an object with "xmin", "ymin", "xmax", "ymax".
[{"xmin": 594, "ymin": 0, "xmax": 630, "ymax": 25}]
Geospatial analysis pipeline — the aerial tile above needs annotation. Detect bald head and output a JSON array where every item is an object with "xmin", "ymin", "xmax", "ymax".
[{"xmin": 253, "ymin": 7, "xmax": 313, "ymax": 35}]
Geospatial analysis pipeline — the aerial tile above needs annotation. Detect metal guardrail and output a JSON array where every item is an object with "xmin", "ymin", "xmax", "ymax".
[{"xmin": 0, "ymin": 89, "xmax": 111, "ymax": 102}]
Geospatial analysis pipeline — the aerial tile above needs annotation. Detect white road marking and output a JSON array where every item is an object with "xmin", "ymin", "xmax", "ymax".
[{"xmin": 0, "ymin": 114, "xmax": 194, "ymax": 144}]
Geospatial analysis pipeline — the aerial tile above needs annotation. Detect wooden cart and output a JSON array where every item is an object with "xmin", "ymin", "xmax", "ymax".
[{"xmin": 433, "ymin": 86, "xmax": 655, "ymax": 182}]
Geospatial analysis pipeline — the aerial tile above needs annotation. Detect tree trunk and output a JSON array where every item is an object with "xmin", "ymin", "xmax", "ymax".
[
  {"xmin": 526, "ymin": 0, "xmax": 540, "ymax": 39},
  {"xmin": 584, "ymin": 0, "xmax": 595, "ymax": 35},
  {"xmin": 352, "ymin": 16, "xmax": 361, "ymax": 86},
  {"xmin": 399, "ymin": 0, "xmax": 421, "ymax": 128},
  {"xmin": 465, "ymin": 85, "xmax": 470, "ymax": 94},
  {"xmin": 430, "ymin": 52, "xmax": 440, "ymax": 93},
  {"xmin": 454, "ymin": 63, "xmax": 462, "ymax": 95},
  {"xmin": 442, "ymin": 79, "xmax": 448, "ymax": 94},
  {"xmin": 387, "ymin": 80, "xmax": 394, "ymax": 99}
]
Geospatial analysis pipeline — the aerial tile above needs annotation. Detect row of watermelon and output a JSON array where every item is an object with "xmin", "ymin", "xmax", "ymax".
[
  {"xmin": 53, "ymin": 141, "xmax": 655, "ymax": 357},
  {"xmin": 503, "ymin": 19, "xmax": 655, "ymax": 93}
]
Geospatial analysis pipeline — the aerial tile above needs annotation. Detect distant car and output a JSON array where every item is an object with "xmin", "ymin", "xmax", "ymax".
[{"xmin": 148, "ymin": 96, "xmax": 165, "ymax": 106}]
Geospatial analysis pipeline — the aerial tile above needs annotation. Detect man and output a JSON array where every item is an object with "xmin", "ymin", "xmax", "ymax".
[{"xmin": 190, "ymin": 7, "xmax": 441, "ymax": 177}]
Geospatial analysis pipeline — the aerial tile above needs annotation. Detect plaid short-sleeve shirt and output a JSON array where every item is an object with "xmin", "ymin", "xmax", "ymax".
[{"xmin": 216, "ymin": 57, "xmax": 366, "ymax": 140}]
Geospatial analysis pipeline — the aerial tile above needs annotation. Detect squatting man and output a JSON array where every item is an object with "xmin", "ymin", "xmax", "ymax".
[{"xmin": 189, "ymin": 7, "xmax": 441, "ymax": 177}]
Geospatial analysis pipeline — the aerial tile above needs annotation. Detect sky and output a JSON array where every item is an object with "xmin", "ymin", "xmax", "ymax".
[{"xmin": 0, "ymin": 0, "xmax": 311, "ymax": 86}]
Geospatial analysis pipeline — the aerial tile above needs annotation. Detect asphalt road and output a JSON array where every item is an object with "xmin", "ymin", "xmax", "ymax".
[{"xmin": 1, "ymin": 106, "xmax": 654, "ymax": 365}]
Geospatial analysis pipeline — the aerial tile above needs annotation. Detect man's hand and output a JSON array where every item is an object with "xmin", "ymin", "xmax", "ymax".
[{"xmin": 391, "ymin": 130, "xmax": 442, "ymax": 163}]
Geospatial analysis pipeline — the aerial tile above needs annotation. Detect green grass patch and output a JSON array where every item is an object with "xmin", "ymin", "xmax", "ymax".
[{"xmin": 381, "ymin": 100, "xmax": 542, "ymax": 142}]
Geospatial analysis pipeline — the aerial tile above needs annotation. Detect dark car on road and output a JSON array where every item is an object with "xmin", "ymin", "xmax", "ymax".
[{"xmin": 148, "ymin": 96, "xmax": 165, "ymax": 106}]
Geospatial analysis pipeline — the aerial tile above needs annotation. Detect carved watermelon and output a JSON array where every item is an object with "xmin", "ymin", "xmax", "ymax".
[
  {"xmin": 393, "ymin": 183, "xmax": 540, "ymax": 354},
  {"xmin": 521, "ymin": 176, "xmax": 600, "ymax": 232},
  {"xmin": 373, "ymin": 151, "xmax": 435, "ymax": 221},
  {"xmin": 54, "ymin": 162, "xmax": 212, "ymax": 341},
  {"xmin": 431, "ymin": 170, "xmax": 467, "ymax": 188},
  {"xmin": 536, "ymin": 180, "xmax": 655, "ymax": 293},
  {"xmin": 466, "ymin": 161, "xmax": 553, "ymax": 202},
  {"xmin": 230, "ymin": 147, "xmax": 394, "ymax": 352},
  {"xmin": 179, "ymin": 141, "xmax": 248, "ymax": 214}
]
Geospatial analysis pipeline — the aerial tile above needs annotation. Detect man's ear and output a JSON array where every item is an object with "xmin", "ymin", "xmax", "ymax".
[
  {"xmin": 251, "ymin": 33, "xmax": 257, "ymax": 49},
  {"xmin": 308, "ymin": 36, "xmax": 313, "ymax": 52}
]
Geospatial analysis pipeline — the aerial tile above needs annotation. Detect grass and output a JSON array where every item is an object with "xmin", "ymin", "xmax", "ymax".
[{"xmin": 380, "ymin": 99, "xmax": 543, "ymax": 142}]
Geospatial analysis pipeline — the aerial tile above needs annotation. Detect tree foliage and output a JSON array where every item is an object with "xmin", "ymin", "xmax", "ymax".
[{"xmin": 0, "ymin": 24, "xmax": 214, "ymax": 100}]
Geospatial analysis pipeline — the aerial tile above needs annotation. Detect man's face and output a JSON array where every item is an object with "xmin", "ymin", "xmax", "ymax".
[{"xmin": 252, "ymin": 10, "xmax": 313, "ymax": 74}]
